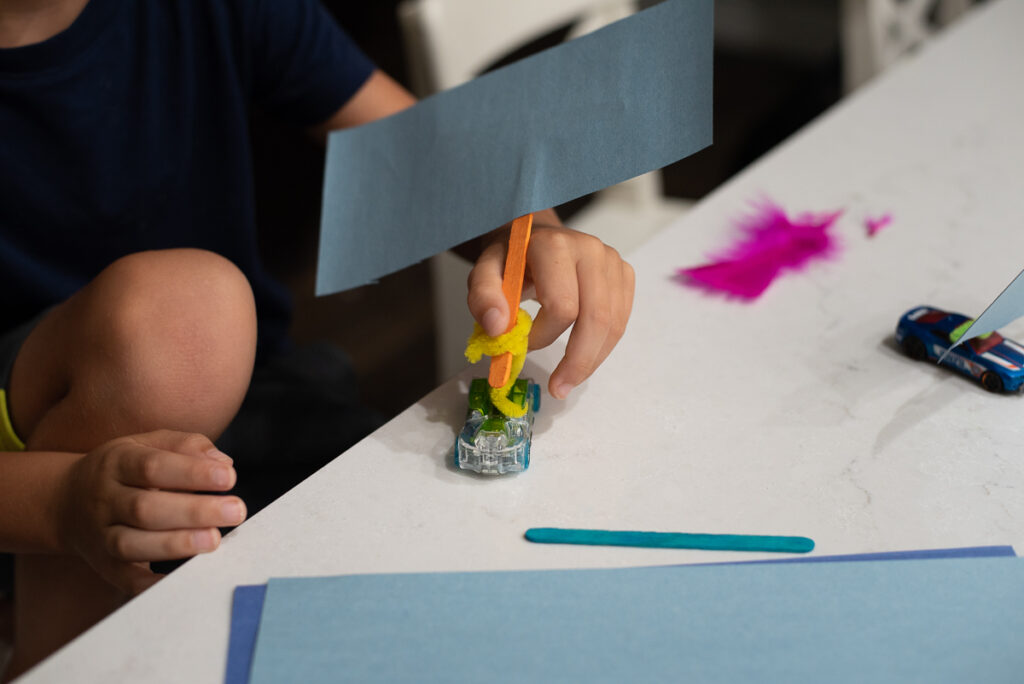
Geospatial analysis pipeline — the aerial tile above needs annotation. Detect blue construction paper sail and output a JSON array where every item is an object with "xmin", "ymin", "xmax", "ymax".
[
  {"xmin": 941, "ymin": 267, "xmax": 1024, "ymax": 360},
  {"xmin": 316, "ymin": 0, "xmax": 713, "ymax": 294}
]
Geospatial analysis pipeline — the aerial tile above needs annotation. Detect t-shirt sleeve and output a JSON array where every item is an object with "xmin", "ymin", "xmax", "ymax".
[{"xmin": 240, "ymin": 0, "xmax": 376, "ymax": 127}]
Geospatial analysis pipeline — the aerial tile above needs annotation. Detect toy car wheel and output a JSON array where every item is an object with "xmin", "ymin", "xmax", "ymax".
[
  {"xmin": 902, "ymin": 336, "xmax": 927, "ymax": 361},
  {"xmin": 981, "ymin": 371, "xmax": 1004, "ymax": 393}
]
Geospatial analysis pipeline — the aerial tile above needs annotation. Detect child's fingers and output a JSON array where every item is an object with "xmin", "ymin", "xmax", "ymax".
[
  {"xmin": 130, "ymin": 429, "xmax": 230, "ymax": 463},
  {"xmin": 467, "ymin": 240, "xmax": 511, "ymax": 336},
  {"xmin": 104, "ymin": 524, "xmax": 222, "ymax": 562},
  {"xmin": 527, "ymin": 239, "xmax": 580, "ymax": 351},
  {"xmin": 548, "ymin": 244, "xmax": 614, "ymax": 399},
  {"xmin": 114, "ymin": 445, "xmax": 236, "ymax": 492},
  {"xmin": 127, "ymin": 563, "xmax": 164, "ymax": 595},
  {"xmin": 115, "ymin": 490, "xmax": 246, "ymax": 531},
  {"xmin": 468, "ymin": 222, "xmax": 634, "ymax": 399},
  {"xmin": 590, "ymin": 259, "xmax": 635, "ymax": 375},
  {"xmin": 99, "ymin": 560, "xmax": 163, "ymax": 596}
]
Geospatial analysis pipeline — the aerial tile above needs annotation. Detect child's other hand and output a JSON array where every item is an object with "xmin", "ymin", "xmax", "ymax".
[
  {"xmin": 56, "ymin": 430, "xmax": 246, "ymax": 595},
  {"xmin": 467, "ymin": 220, "xmax": 635, "ymax": 400}
]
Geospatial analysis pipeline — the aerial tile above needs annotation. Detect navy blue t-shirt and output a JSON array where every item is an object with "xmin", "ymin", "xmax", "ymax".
[{"xmin": 0, "ymin": 0, "xmax": 374, "ymax": 358}]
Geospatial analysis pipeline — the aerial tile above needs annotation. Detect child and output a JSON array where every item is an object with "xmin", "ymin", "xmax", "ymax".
[{"xmin": 0, "ymin": 0, "xmax": 634, "ymax": 675}]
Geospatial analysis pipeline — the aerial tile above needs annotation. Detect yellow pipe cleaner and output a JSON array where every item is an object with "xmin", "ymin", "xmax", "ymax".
[{"xmin": 464, "ymin": 308, "xmax": 532, "ymax": 417}]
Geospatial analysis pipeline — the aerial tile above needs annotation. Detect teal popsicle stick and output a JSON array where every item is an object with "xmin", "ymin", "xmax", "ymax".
[{"xmin": 524, "ymin": 528, "xmax": 814, "ymax": 554}]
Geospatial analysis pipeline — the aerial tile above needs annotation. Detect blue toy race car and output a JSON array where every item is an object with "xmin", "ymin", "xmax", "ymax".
[{"xmin": 895, "ymin": 306, "xmax": 1024, "ymax": 392}]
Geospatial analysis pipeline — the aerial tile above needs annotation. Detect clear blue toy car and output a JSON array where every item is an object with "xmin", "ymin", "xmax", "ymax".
[
  {"xmin": 455, "ymin": 377, "xmax": 540, "ymax": 474},
  {"xmin": 895, "ymin": 306, "xmax": 1024, "ymax": 392}
]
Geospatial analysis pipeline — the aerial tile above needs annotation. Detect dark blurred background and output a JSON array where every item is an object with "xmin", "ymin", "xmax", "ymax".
[{"xmin": 250, "ymin": 1, "xmax": 845, "ymax": 417}]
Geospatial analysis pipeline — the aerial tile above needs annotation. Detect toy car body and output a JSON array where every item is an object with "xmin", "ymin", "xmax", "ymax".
[
  {"xmin": 895, "ymin": 306, "xmax": 1024, "ymax": 392},
  {"xmin": 455, "ymin": 377, "xmax": 540, "ymax": 474}
]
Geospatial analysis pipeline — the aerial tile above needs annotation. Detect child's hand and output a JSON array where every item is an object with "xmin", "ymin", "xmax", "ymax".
[
  {"xmin": 56, "ymin": 430, "xmax": 246, "ymax": 595},
  {"xmin": 467, "ymin": 218, "xmax": 635, "ymax": 400}
]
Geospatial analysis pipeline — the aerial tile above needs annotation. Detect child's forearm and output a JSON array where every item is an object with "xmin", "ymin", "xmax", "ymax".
[{"xmin": 0, "ymin": 450, "xmax": 81, "ymax": 554}]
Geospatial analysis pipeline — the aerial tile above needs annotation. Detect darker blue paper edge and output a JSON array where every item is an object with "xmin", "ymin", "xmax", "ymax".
[
  {"xmin": 224, "ymin": 545, "xmax": 1015, "ymax": 683},
  {"xmin": 691, "ymin": 544, "xmax": 1016, "ymax": 567},
  {"xmin": 224, "ymin": 584, "xmax": 268, "ymax": 684}
]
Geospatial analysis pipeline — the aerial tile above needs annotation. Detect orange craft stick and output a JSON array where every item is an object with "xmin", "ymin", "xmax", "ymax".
[{"xmin": 488, "ymin": 213, "xmax": 533, "ymax": 388}]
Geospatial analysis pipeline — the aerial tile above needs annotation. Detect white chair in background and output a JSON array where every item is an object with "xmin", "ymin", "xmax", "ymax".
[
  {"xmin": 398, "ymin": 0, "xmax": 692, "ymax": 380},
  {"xmin": 841, "ymin": 0, "xmax": 974, "ymax": 92}
]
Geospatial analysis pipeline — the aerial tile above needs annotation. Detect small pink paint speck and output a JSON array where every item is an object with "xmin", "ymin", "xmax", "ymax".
[{"xmin": 865, "ymin": 214, "xmax": 892, "ymax": 237}]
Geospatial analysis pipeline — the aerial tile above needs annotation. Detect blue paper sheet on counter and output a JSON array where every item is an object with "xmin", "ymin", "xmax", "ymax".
[
  {"xmin": 238, "ymin": 549, "xmax": 1021, "ymax": 684},
  {"xmin": 224, "ymin": 546, "xmax": 1014, "ymax": 684},
  {"xmin": 316, "ymin": 0, "xmax": 713, "ymax": 294}
]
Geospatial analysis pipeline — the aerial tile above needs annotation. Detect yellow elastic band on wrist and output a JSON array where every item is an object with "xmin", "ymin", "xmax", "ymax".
[{"xmin": 0, "ymin": 389, "xmax": 26, "ymax": 452}]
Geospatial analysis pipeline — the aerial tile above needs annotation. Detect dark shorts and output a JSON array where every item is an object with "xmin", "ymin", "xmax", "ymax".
[
  {"xmin": 0, "ymin": 332, "xmax": 383, "ymax": 594},
  {"xmin": 213, "ymin": 341, "xmax": 384, "ymax": 519}
]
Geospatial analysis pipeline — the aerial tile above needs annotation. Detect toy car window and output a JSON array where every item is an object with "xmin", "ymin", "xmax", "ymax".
[{"xmin": 916, "ymin": 311, "xmax": 949, "ymax": 324}]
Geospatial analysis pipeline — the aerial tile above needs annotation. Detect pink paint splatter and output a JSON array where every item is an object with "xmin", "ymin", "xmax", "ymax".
[
  {"xmin": 865, "ymin": 213, "xmax": 892, "ymax": 237},
  {"xmin": 677, "ymin": 200, "xmax": 842, "ymax": 300}
]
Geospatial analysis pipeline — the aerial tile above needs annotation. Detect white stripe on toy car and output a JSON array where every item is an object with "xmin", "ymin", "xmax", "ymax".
[
  {"xmin": 982, "ymin": 352, "xmax": 1019, "ymax": 370},
  {"xmin": 1003, "ymin": 340, "xmax": 1024, "ymax": 355}
]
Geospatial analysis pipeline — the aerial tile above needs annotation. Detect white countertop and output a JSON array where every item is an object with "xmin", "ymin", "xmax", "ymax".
[{"xmin": 22, "ymin": 0, "xmax": 1024, "ymax": 681}]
